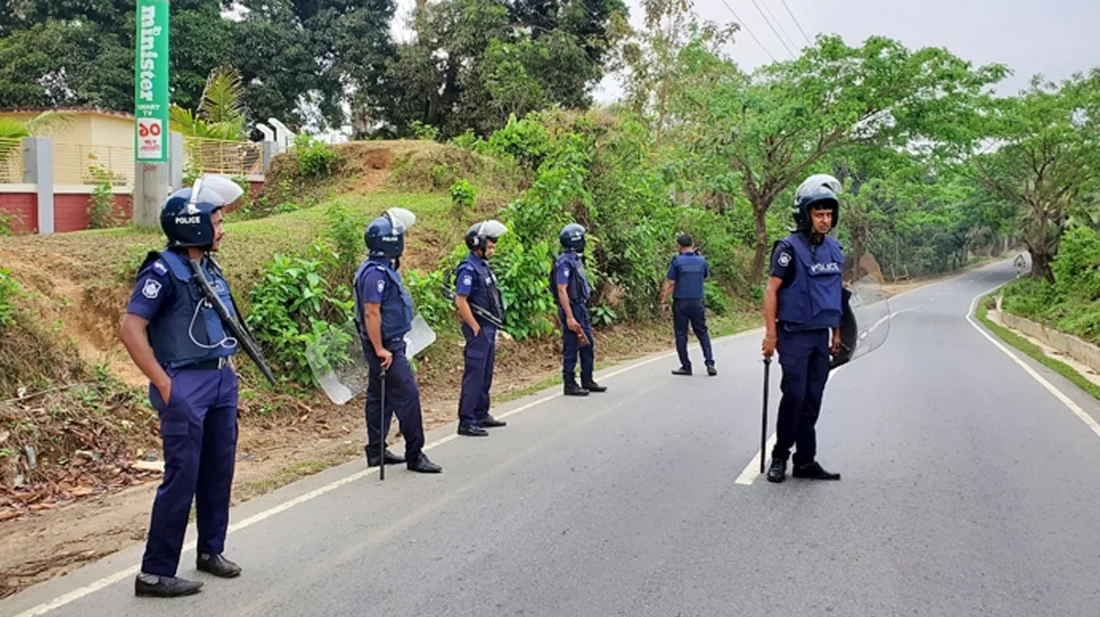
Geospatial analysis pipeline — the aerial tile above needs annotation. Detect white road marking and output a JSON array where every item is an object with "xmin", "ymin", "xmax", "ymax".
[
  {"xmin": 7, "ymin": 272, "xmax": 982, "ymax": 615},
  {"xmin": 732, "ymin": 304, "xmax": 922, "ymax": 486},
  {"xmin": 7, "ymin": 329, "xmax": 759, "ymax": 616},
  {"xmin": 966, "ymin": 284, "xmax": 1100, "ymax": 441}
]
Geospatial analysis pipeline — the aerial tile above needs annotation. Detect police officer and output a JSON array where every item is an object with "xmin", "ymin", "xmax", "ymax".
[
  {"xmin": 661, "ymin": 233, "xmax": 716, "ymax": 377},
  {"xmin": 552, "ymin": 223, "xmax": 607, "ymax": 396},
  {"xmin": 119, "ymin": 175, "xmax": 247, "ymax": 597},
  {"xmin": 353, "ymin": 207, "xmax": 442, "ymax": 474},
  {"xmin": 762, "ymin": 173, "xmax": 845, "ymax": 483},
  {"xmin": 454, "ymin": 220, "xmax": 509, "ymax": 437}
]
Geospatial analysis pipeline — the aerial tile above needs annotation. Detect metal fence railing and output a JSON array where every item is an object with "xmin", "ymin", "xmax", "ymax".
[
  {"xmin": 52, "ymin": 144, "xmax": 133, "ymax": 186},
  {"xmin": 183, "ymin": 136, "xmax": 263, "ymax": 178},
  {"xmin": 0, "ymin": 138, "xmax": 24, "ymax": 184}
]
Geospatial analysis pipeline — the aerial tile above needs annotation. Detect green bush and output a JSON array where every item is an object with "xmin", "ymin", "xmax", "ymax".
[
  {"xmin": 294, "ymin": 134, "xmax": 343, "ymax": 178},
  {"xmin": 245, "ymin": 251, "xmax": 354, "ymax": 387},
  {"xmin": 0, "ymin": 266, "xmax": 22, "ymax": 327},
  {"xmin": 704, "ymin": 281, "xmax": 731, "ymax": 316},
  {"xmin": 449, "ymin": 179, "xmax": 476, "ymax": 210}
]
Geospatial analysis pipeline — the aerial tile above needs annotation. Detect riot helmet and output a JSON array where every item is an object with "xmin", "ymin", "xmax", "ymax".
[
  {"xmin": 559, "ymin": 223, "xmax": 586, "ymax": 253},
  {"xmin": 465, "ymin": 219, "xmax": 508, "ymax": 252},
  {"xmin": 792, "ymin": 173, "xmax": 842, "ymax": 232},
  {"xmin": 160, "ymin": 175, "xmax": 244, "ymax": 249},
  {"xmin": 365, "ymin": 207, "xmax": 417, "ymax": 259}
]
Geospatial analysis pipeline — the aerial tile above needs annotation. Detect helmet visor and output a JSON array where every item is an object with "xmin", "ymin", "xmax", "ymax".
[
  {"xmin": 385, "ymin": 207, "xmax": 416, "ymax": 233},
  {"xmin": 477, "ymin": 219, "xmax": 508, "ymax": 239},
  {"xmin": 189, "ymin": 175, "xmax": 245, "ymax": 210}
]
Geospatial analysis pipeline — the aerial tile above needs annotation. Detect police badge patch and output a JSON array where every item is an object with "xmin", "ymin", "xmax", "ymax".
[
  {"xmin": 376, "ymin": 279, "xmax": 385, "ymax": 293},
  {"xmin": 778, "ymin": 252, "xmax": 792, "ymax": 267},
  {"xmin": 142, "ymin": 279, "xmax": 162, "ymax": 299},
  {"xmin": 462, "ymin": 275, "xmax": 473, "ymax": 287}
]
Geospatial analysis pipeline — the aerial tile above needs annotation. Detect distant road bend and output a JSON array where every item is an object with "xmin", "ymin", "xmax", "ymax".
[{"xmin": 4, "ymin": 259, "xmax": 1100, "ymax": 617}]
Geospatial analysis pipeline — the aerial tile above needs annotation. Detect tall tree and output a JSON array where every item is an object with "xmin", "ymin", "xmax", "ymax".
[
  {"xmin": 970, "ymin": 71, "xmax": 1100, "ymax": 281},
  {"xmin": 675, "ymin": 34, "xmax": 1008, "ymax": 282}
]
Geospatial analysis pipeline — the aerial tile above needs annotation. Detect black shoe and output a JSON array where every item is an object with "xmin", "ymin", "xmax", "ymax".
[
  {"xmin": 478, "ymin": 415, "xmax": 507, "ymax": 428},
  {"xmin": 458, "ymin": 425, "xmax": 489, "ymax": 437},
  {"xmin": 706, "ymin": 364, "xmax": 717, "ymax": 377},
  {"xmin": 564, "ymin": 382, "xmax": 589, "ymax": 396},
  {"xmin": 581, "ymin": 380, "xmax": 607, "ymax": 393},
  {"xmin": 671, "ymin": 367, "xmax": 692, "ymax": 376},
  {"xmin": 366, "ymin": 448, "xmax": 406, "ymax": 467},
  {"xmin": 792, "ymin": 461, "xmax": 841, "ymax": 481},
  {"xmin": 766, "ymin": 458, "xmax": 787, "ymax": 483},
  {"xmin": 135, "ymin": 573, "xmax": 203, "ymax": 597},
  {"xmin": 196, "ymin": 553, "xmax": 241, "ymax": 578},
  {"xmin": 407, "ymin": 452, "xmax": 442, "ymax": 473}
]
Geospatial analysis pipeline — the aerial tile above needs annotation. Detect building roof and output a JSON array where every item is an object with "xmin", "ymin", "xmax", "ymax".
[{"xmin": 0, "ymin": 107, "xmax": 135, "ymax": 120}]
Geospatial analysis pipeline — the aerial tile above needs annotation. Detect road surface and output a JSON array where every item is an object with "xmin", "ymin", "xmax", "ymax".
[{"xmin": 4, "ymin": 259, "xmax": 1100, "ymax": 617}]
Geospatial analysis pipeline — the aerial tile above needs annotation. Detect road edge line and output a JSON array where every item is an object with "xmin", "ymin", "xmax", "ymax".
[{"xmin": 965, "ymin": 284, "xmax": 1100, "ymax": 441}]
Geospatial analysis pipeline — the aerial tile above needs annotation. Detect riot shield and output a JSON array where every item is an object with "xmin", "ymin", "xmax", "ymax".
[
  {"xmin": 305, "ymin": 314, "xmax": 437, "ymax": 405},
  {"xmin": 830, "ymin": 274, "xmax": 892, "ymax": 370}
]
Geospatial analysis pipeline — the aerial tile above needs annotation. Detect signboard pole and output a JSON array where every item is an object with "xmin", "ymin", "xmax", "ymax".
[{"xmin": 133, "ymin": 0, "xmax": 171, "ymax": 229}]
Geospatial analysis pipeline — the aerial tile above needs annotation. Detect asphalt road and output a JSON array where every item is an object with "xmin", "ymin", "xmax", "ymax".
[{"xmin": 5, "ymin": 259, "xmax": 1100, "ymax": 617}]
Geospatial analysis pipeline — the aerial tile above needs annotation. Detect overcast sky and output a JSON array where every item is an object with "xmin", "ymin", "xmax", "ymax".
[{"xmin": 391, "ymin": 0, "xmax": 1100, "ymax": 104}]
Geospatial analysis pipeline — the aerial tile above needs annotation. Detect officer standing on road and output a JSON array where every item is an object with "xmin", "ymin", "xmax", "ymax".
[
  {"xmin": 552, "ymin": 223, "xmax": 607, "ymax": 396},
  {"xmin": 454, "ymin": 220, "xmax": 509, "ymax": 437},
  {"xmin": 119, "ymin": 175, "xmax": 248, "ymax": 598},
  {"xmin": 762, "ymin": 174, "xmax": 845, "ymax": 484},
  {"xmin": 661, "ymin": 233, "xmax": 717, "ymax": 377},
  {"xmin": 353, "ymin": 207, "xmax": 442, "ymax": 474}
]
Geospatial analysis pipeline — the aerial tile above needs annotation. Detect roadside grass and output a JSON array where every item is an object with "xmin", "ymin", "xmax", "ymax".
[{"xmin": 976, "ymin": 294, "xmax": 1100, "ymax": 402}]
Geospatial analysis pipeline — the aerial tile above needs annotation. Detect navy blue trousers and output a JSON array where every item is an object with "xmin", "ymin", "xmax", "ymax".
[
  {"xmin": 672, "ymin": 298, "xmax": 714, "ymax": 371},
  {"xmin": 771, "ymin": 328, "xmax": 831, "ymax": 466},
  {"xmin": 142, "ymin": 364, "xmax": 238, "ymax": 577},
  {"xmin": 364, "ymin": 339, "xmax": 426, "ymax": 459},
  {"xmin": 559, "ymin": 304, "xmax": 595, "ymax": 383},
  {"xmin": 458, "ymin": 322, "xmax": 497, "ymax": 428}
]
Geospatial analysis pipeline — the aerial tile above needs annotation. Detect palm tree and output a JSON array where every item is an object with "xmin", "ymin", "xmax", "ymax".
[{"xmin": 169, "ymin": 64, "xmax": 249, "ymax": 140}]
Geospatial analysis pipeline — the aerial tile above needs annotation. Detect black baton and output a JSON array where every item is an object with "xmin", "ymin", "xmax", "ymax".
[
  {"xmin": 761, "ymin": 356, "xmax": 771, "ymax": 474},
  {"xmin": 379, "ymin": 365, "xmax": 387, "ymax": 481}
]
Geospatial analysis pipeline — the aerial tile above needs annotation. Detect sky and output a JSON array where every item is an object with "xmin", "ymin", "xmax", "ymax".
[{"xmin": 390, "ymin": 0, "xmax": 1100, "ymax": 105}]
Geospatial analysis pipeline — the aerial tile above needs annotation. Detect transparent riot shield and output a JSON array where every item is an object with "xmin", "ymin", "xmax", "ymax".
[
  {"xmin": 830, "ymin": 274, "xmax": 892, "ymax": 370},
  {"xmin": 305, "ymin": 314, "xmax": 437, "ymax": 405}
]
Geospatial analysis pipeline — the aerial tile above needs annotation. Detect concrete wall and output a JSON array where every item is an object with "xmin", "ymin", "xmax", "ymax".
[
  {"xmin": 997, "ymin": 308, "xmax": 1100, "ymax": 375},
  {"xmin": 54, "ymin": 191, "xmax": 134, "ymax": 233}
]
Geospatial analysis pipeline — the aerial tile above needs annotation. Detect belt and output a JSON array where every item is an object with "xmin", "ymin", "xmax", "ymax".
[{"xmin": 186, "ymin": 357, "xmax": 230, "ymax": 370}]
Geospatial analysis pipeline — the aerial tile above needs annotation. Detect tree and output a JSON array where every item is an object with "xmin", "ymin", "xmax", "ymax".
[
  {"xmin": 970, "ymin": 71, "xmax": 1100, "ymax": 282},
  {"xmin": 375, "ymin": 0, "xmax": 627, "ymax": 139},
  {"xmin": 170, "ymin": 64, "xmax": 249, "ymax": 140},
  {"xmin": 675, "ymin": 34, "xmax": 1008, "ymax": 282}
]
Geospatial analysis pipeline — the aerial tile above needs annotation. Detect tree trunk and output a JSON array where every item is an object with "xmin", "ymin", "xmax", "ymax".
[
  {"xmin": 750, "ymin": 199, "xmax": 773, "ymax": 284},
  {"xmin": 1030, "ymin": 249, "xmax": 1055, "ymax": 283}
]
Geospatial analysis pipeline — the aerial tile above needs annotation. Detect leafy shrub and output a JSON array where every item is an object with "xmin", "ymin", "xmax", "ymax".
[
  {"xmin": 704, "ymin": 281, "xmax": 731, "ymax": 316},
  {"xmin": 403, "ymin": 268, "xmax": 452, "ymax": 330},
  {"xmin": 0, "ymin": 266, "xmax": 22, "ymax": 327},
  {"xmin": 294, "ymin": 134, "xmax": 342, "ymax": 178},
  {"xmin": 450, "ymin": 179, "xmax": 476, "ymax": 209},
  {"xmin": 245, "ymin": 251, "xmax": 354, "ymax": 387}
]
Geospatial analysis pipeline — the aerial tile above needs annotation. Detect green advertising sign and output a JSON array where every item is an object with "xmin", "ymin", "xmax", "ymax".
[{"xmin": 134, "ymin": 0, "xmax": 170, "ymax": 163}]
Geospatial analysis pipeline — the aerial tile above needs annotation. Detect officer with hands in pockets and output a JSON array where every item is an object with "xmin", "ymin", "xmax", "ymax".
[
  {"xmin": 661, "ymin": 232, "xmax": 717, "ymax": 377},
  {"xmin": 454, "ymin": 220, "xmax": 509, "ymax": 437},
  {"xmin": 762, "ymin": 174, "xmax": 846, "ymax": 484},
  {"xmin": 119, "ymin": 175, "xmax": 248, "ymax": 598},
  {"xmin": 553, "ymin": 223, "xmax": 608, "ymax": 397},
  {"xmin": 353, "ymin": 207, "xmax": 442, "ymax": 474}
]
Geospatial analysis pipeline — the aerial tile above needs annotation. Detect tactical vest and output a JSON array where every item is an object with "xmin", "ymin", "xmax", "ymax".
[
  {"xmin": 146, "ymin": 249, "xmax": 238, "ymax": 369},
  {"xmin": 456, "ymin": 253, "xmax": 503, "ymax": 320},
  {"xmin": 353, "ymin": 258, "xmax": 414, "ymax": 342},
  {"xmin": 671, "ymin": 251, "xmax": 707, "ymax": 299},
  {"xmin": 550, "ymin": 252, "xmax": 591, "ymax": 306},
  {"xmin": 776, "ymin": 232, "xmax": 844, "ymax": 331}
]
